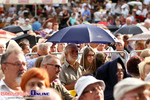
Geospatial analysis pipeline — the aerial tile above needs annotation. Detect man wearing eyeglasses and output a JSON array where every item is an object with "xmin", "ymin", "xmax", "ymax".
[
  {"xmin": 41, "ymin": 55, "xmax": 73, "ymax": 100},
  {"xmin": 75, "ymin": 76, "xmax": 105, "ymax": 100},
  {"xmin": 0, "ymin": 49, "xmax": 27, "ymax": 100},
  {"xmin": 114, "ymin": 77, "xmax": 150, "ymax": 100},
  {"xmin": 59, "ymin": 43, "xmax": 83, "ymax": 90}
]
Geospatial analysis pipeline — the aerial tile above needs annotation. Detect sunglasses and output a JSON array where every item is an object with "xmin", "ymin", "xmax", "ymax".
[{"xmin": 46, "ymin": 63, "xmax": 61, "ymax": 69}]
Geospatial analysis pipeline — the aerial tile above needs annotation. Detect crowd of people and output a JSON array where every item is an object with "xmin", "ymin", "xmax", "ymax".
[{"xmin": 1, "ymin": 0, "xmax": 150, "ymax": 100}]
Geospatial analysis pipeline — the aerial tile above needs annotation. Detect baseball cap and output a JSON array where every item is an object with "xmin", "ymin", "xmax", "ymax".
[
  {"xmin": 114, "ymin": 78, "xmax": 150, "ymax": 100},
  {"xmin": 75, "ymin": 76, "xmax": 105, "ymax": 99},
  {"xmin": 25, "ymin": 18, "xmax": 29, "ymax": 21}
]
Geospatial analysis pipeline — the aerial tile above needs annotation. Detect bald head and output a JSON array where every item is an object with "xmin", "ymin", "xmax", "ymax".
[
  {"xmin": 144, "ymin": 20, "xmax": 150, "ymax": 30},
  {"xmin": 126, "ymin": 17, "xmax": 132, "ymax": 25}
]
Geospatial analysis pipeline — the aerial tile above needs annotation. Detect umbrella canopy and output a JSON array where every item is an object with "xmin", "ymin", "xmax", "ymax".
[
  {"xmin": 2, "ymin": 25, "xmax": 30, "ymax": 33},
  {"xmin": 0, "ymin": 29, "xmax": 17, "ymax": 43},
  {"xmin": 106, "ymin": 25, "xmax": 119, "ymax": 32},
  {"xmin": 7, "ymin": 34, "xmax": 38, "ymax": 48},
  {"xmin": 127, "ymin": 1, "xmax": 142, "ymax": 6},
  {"xmin": 46, "ymin": 24, "xmax": 120, "ymax": 44},
  {"xmin": 113, "ymin": 25, "xmax": 149, "ymax": 35},
  {"xmin": 128, "ymin": 32, "xmax": 150, "ymax": 41}
]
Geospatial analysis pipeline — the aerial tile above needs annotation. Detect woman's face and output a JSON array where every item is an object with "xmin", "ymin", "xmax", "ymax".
[
  {"xmin": 25, "ymin": 78, "xmax": 46, "ymax": 93},
  {"xmin": 116, "ymin": 63, "xmax": 124, "ymax": 82},
  {"xmin": 22, "ymin": 46, "xmax": 30, "ymax": 55},
  {"xmin": 87, "ymin": 51, "xmax": 95, "ymax": 64}
]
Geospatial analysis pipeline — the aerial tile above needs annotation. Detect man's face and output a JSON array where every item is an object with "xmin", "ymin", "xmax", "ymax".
[
  {"xmin": 80, "ymin": 83, "xmax": 104, "ymax": 100},
  {"xmin": 0, "ymin": 44, "xmax": 5, "ymax": 54},
  {"xmin": 126, "ymin": 19, "xmax": 132, "ymax": 25},
  {"xmin": 66, "ymin": 46, "xmax": 78, "ymax": 62},
  {"xmin": 116, "ymin": 43, "xmax": 124, "ymax": 51},
  {"xmin": 25, "ymin": 21, "xmax": 29, "ymax": 25},
  {"xmin": 3, "ymin": 52, "xmax": 27, "ymax": 85},
  {"xmin": 45, "ymin": 58, "xmax": 61, "ymax": 81},
  {"xmin": 121, "ymin": 87, "xmax": 150, "ymax": 100}
]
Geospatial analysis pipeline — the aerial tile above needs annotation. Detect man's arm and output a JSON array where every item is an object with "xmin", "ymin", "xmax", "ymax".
[{"xmin": 64, "ymin": 81, "xmax": 76, "ymax": 90}]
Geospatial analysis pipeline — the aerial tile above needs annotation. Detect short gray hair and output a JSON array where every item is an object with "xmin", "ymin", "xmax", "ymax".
[
  {"xmin": 1, "ymin": 49, "xmax": 24, "ymax": 73},
  {"xmin": 64, "ymin": 43, "xmax": 77, "ymax": 54},
  {"xmin": 37, "ymin": 43, "xmax": 50, "ymax": 53},
  {"xmin": 41, "ymin": 55, "xmax": 59, "ymax": 67}
]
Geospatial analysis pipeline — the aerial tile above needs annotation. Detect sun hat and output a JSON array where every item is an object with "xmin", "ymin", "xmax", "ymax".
[
  {"xmin": 114, "ymin": 77, "xmax": 150, "ymax": 100},
  {"xmin": 75, "ymin": 76, "xmax": 105, "ymax": 99}
]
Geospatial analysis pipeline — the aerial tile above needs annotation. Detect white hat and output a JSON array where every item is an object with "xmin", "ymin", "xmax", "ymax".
[
  {"xmin": 75, "ymin": 76, "xmax": 105, "ymax": 98},
  {"xmin": 121, "ymin": 5, "xmax": 126, "ymax": 9},
  {"xmin": 114, "ymin": 78, "xmax": 150, "ymax": 100},
  {"xmin": 25, "ymin": 18, "xmax": 29, "ymax": 21}
]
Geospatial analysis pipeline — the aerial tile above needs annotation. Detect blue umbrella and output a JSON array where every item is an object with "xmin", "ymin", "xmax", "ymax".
[{"xmin": 46, "ymin": 24, "xmax": 120, "ymax": 44}]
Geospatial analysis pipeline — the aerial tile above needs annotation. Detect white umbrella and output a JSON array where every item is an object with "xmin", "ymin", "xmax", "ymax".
[
  {"xmin": 2, "ymin": 0, "xmax": 68, "ymax": 16},
  {"xmin": 128, "ymin": 32, "xmax": 150, "ymax": 41},
  {"xmin": 128, "ymin": 1, "xmax": 142, "ymax": 6}
]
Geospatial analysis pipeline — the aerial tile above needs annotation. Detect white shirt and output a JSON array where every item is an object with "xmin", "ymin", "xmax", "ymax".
[
  {"xmin": 18, "ymin": 17, "xmax": 25, "ymax": 24},
  {"xmin": 44, "ymin": 28, "xmax": 53, "ymax": 34},
  {"xmin": 82, "ymin": 3, "xmax": 91, "ymax": 9},
  {"xmin": 44, "ymin": 5, "xmax": 55, "ymax": 12},
  {"xmin": 0, "ymin": 79, "xmax": 24, "ymax": 100},
  {"xmin": 144, "ymin": 0, "xmax": 150, "ymax": 5},
  {"xmin": 106, "ymin": 2, "xmax": 111, "ymax": 11},
  {"xmin": 142, "ymin": 8, "xmax": 148, "ymax": 17},
  {"xmin": 94, "ymin": 11, "xmax": 101, "ymax": 22},
  {"xmin": 121, "ymin": 8, "xmax": 129, "ymax": 18}
]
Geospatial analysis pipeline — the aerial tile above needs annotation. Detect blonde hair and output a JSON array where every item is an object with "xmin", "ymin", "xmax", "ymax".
[{"xmin": 138, "ymin": 57, "xmax": 150, "ymax": 80}]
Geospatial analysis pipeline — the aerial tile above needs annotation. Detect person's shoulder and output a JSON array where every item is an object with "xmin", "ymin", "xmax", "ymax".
[{"xmin": 27, "ymin": 58, "xmax": 37, "ymax": 63}]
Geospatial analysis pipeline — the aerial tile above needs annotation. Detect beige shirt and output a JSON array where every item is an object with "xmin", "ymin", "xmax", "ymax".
[
  {"xmin": 50, "ymin": 79, "xmax": 73, "ymax": 100},
  {"xmin": 59, "ymin": 60, "xmax": 83, "ymax": 85}
]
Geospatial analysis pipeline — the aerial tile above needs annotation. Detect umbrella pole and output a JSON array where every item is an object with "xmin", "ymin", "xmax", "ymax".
[{"xmin": 35, "ymin": 4, "xmax": 37, "ymax": 17}]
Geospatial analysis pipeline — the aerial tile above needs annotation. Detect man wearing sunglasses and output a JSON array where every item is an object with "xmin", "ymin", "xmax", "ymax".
[{"xmin": 41, "ymin": 55, "xmax": 73, "ymax": 100}]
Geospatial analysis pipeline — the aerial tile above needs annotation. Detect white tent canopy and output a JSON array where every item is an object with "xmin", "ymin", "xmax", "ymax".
[
  {"xmin": 0, "ymin": 0, "xmax": 68, "ymax": 16},
  {"xmin": 1, "ymin": 0, "xmax": 68, "ymax": 4}
]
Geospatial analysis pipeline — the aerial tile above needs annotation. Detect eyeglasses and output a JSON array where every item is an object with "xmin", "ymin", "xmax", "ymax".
[
  {"xmin": 4, "ymin": 62, "xmax": 28, "ymax": 68},
  {"xmin": 82, "ymin": 86, "xmax": 103, "ymax": 95},
  {"xmin": 46, "ymin": 64, "xmax": 61, "ymax": 69},
  {"xmin": 122, "ymin": 91, "xmax": 150, "ymax": 100}
]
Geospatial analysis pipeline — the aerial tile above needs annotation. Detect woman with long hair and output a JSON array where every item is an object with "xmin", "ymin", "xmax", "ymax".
[{"xmin": 80, "ymin": 47, "xmax": 95, "ymax": 70}]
